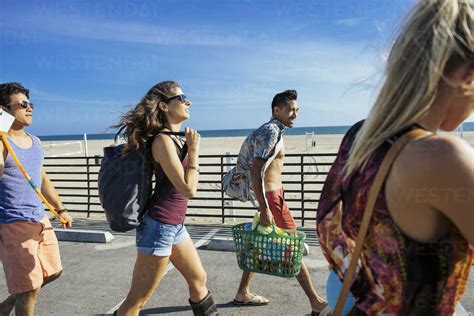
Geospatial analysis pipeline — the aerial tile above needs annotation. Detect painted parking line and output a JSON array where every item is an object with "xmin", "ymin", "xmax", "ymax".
[
  {"xmin": 104, "ymin": 228, "xmax": 221, "ymax": 315},
  {"xmin": 455, "ymin": 302, "xmax": 469, "ymax": 316}
]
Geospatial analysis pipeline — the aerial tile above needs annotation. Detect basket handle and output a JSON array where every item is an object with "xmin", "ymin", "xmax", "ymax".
[{"xmin": 253, "ymin": 220, "xmax": 277, "ymax": 232}]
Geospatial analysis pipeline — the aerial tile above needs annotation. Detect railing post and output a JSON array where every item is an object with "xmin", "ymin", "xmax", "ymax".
[
  {"xmin": 86, "ymin": 156, "xmax": 91, "ymax": 218},
  {"xmin": 220, "ymin": 156, "xmax": 225, "ymax": 224},
  {"xmin": 301, "ymin": 155, "xmax": 305, "ymax": 227},
  {"xmin": 83, "ymin": 133, "xmax": 89, "ymax": 157},
  {"xmin": 225, "ymin": 152, "xmax": 235, "ymax": 222}
]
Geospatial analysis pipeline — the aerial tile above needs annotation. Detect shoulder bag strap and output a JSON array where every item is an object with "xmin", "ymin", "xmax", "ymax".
[{"xmin": 333, "ymin": 128, "xmax": 429, "ymax": 315}]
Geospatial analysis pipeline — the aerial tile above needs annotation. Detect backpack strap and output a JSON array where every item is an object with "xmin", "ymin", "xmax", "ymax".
[
  {"xmin": 150, "ymin": 132, "xmax": 187, "ymax": 166},
  {"xmin": 142, "ymin": 131, "xmax": 187, "ymax": 217},
  {"xmin": 332, "ymin": 128, "xmax": 430, "ymax": 315}
]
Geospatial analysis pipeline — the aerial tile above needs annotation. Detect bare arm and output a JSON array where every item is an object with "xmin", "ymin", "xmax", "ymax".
[
  {"xmin": 0, "ymin": 140, "xmax": 4, "ymax": 179},
  {"xmin": 152, "ymin": 128, "xmax": 200, "ymax": 198},
  {"xmin": 427, "ymin": 137, "xmax": 474, "ymax": 245},
  {"xmin": 251, "ymin": 157, "xmax": 273, "ymax": 225},
  {"xmin": 41, "ymin": 168, "xmax": 73, "ymax": 228}
]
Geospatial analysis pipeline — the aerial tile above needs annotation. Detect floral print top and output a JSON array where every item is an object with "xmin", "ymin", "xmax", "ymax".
[
  {"xmin": 317, "ymin": 121, "xmax": 473, "ymax": 315},
  {"xmin": 222, "ymin": 117, "xmax": 285, "ymax": 203}
]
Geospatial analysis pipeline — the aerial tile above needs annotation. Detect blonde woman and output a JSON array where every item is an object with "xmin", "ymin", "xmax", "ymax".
[
  {"xmin": 317, "ymin": 1, "xmax": 473, "ymax": 315},
  {"xmin": 113, "ymin": 81, "xmax": 218, "ymax": 316}
]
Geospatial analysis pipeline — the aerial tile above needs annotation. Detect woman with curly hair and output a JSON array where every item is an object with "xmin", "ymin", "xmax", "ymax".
[{"xmin": 113, "ymin": 81, "xmax": 218, "ymax": 316}]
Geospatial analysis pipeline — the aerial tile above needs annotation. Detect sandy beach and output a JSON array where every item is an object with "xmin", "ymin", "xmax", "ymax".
[
  {"xmin": 40, "ymin": 133, "xmax": 347, "ymax": 157},
  {"xmin": 39, "ymin": 131, "xmax": 474, "ymax": 227},
  {"xmin": 40, "ymin": 130, "xmax": 474, "ymax": 158}
]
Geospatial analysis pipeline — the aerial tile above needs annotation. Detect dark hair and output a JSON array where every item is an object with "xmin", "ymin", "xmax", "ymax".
[
  {"xmin": 112, "ymin": 80, "xmax": 180, "ymax": 152},
  {"xmin": 0, "ymin": 82, "xmax": 30, "ymax": 109},
  {"xmin": 271, "ymin": 90, "xmax": 297, "ymax": 111}
]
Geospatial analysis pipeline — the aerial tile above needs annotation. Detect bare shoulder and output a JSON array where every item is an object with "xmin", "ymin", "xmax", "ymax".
[
  {"xmin": 151, "ymin": 133, "xmax": 179, "ymax": 160},
  {"xmin": 152, "ymin": 133, "xmax": 174, "ymax": 148},
  {"xmin": 393, "ymin": 134, "xmax": 473, "ymax": 186},
  {"xmin": 401, "ymin": 134, "xmax": 472, "ymax": 166}
]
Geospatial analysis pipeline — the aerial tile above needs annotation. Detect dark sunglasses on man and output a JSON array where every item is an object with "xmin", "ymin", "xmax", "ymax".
[{"xmin": 8, "ymin": 100, "xmax": 34, "ymax": 109}]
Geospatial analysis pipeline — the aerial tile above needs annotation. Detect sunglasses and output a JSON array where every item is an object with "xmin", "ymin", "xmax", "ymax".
[
  {"xmin": 9, "ymin": 100, "xmax": 34, "ymax": 109},
  {"xmin": 167, "ymin": 94, "xmax": 189, "ymax": 104}
]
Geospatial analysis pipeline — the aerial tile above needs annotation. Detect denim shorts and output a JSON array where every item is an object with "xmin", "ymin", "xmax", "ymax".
[{"xmin": 136, "ymin": 215, "xmax": 190, "ymax": 257}]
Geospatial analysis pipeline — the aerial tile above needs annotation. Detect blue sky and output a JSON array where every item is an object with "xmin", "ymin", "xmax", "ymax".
[{"xmin": 4, "ymin": 0, "xmax": 467, "ymax": 136}]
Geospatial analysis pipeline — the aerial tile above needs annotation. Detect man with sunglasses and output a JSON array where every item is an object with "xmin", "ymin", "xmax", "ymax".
[
  {"xmin": 0, "ymin": 82, "xmax": 72, "ymax": 315},
  {"xmin": 226, "ymin": 90, "xmax": 328, "ymax": 315}
]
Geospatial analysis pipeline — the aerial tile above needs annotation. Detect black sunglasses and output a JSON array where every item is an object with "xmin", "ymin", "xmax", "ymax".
[
  {"xmin": 9, "ymin": 100, "xmax": 34, "ymax": 109},
  {"xmin": 166, "ymin": 94, "xmax": 189, "ymax": 104}
]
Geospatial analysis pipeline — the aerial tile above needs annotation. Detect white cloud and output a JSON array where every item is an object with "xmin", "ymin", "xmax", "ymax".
[
  {"xmin": 32, "ymin": 89, "xmax": 129, "ymax": 107},
  {"xmin": 335, "ymin": 17, "xmax": 368, "ymax": 27},
  {"xmin": 235, "ymin": 40, "xmax": 384, "ymax": 86},
  {"xmin": 13, "ymin": 12, "xmax": 251, "ymax": 47}
]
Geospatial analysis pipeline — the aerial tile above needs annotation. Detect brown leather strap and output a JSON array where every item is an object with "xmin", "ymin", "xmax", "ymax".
[{"xmin": 333, "ymin": 128, "xmax": 429, "ymax": 315}]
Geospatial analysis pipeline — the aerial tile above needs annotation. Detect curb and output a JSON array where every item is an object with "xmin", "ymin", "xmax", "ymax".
[
  {"xmin": 207, "ymin": 238, "xmax": 235, "ymax": 251},
  {"xmin": 55, "ymin": 229, "xmax": 115, "ymax": 243}
]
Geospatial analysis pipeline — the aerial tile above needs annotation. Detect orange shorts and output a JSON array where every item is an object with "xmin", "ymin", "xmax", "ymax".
[
  {"xmin": 0, "ymin": 216, "xmax": 62, "ymax": 294},
  {"xmin": 265, "ymin": 188, "xmax": 297, "ymax": 230}
]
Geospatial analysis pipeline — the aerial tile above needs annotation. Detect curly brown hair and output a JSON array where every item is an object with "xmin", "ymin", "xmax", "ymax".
[{"xmin": 113, "ymin": 80, "xmax": 180, "ymax": 152}]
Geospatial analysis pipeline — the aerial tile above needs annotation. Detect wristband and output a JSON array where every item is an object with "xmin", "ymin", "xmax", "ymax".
[{"xmin": 187, "ymin": 165, "xmax": 200, "ymax": 173}]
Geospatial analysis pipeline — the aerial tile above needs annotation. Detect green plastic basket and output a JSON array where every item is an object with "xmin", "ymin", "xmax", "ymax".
[{"xmin": 231, "ymin": 223, "xmax": 306, "ymax": 277}]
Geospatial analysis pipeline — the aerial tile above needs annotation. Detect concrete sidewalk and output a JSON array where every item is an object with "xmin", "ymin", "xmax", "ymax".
[{"xmin": 0, "ymin": 220, "xmax": 472, "ymax": 315}]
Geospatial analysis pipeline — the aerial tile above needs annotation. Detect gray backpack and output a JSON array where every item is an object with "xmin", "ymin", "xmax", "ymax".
[{"xmin": 98, "ymin": 132, "xmax": 185, "ymax": 232}]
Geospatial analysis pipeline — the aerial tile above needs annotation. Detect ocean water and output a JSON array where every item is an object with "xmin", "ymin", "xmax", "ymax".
[{"xmin": 38, "ymin": 122, "xmax": 474, "ymax": 141}]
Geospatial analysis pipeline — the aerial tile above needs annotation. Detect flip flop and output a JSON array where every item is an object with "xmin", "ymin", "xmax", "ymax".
[
  {"xmin": 232, "ymin": 294, "xmax": 269, "ymax": 306},
  {"xmin": 311, "ymin": 305, "xmax": 332, "ymax": 316}
]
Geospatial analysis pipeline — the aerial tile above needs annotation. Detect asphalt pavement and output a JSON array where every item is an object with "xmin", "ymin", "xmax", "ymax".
[{"xmin": 0, "ymin": 219, "xmax": 472, "ymax": 315}]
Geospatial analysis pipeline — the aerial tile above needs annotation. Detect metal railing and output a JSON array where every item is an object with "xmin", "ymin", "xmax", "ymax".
[{"xmin": 44, "ymin": 152, "xmax": 337, "ymax": 227}]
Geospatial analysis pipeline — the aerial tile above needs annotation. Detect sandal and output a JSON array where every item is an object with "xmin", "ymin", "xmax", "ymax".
[{"xmin": 232, "ymin": 294, "xmax": 269, "ymax": 306}]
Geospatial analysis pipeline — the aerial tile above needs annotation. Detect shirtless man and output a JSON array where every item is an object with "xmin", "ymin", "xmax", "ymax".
[{"xmin": 231, "ymin": 90, "xmax": 327, "ymax": 315}]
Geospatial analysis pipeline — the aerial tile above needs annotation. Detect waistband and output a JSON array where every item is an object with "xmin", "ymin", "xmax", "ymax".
[
  {"xmin": 145, "ymin": 211, "xmax": 185, "ymax": 226},
  {"xmin": 265, "ymin": 187, "xmax": 284, "ymax": 196}
]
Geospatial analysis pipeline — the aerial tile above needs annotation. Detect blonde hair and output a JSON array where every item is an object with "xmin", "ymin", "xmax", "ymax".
[{"xmin": 345, "ymin": 0, "xmax": 473, "ymax": 176}]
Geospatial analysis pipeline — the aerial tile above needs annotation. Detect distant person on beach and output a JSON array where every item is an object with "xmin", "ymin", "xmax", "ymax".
[
  {"xmin": 0, "ymin": 82, "xmax": 73, "ymax": 316},
  {"xmin": 226, "ymin": 90, "xmax": 328, "ymax": 315},
  {"xmin": 317, "ymin": 1, "xmax": 473, "ymax": 314},
  {"xmin": 113, "ymin": 81, "xmax": 218, "ymax": 316}
]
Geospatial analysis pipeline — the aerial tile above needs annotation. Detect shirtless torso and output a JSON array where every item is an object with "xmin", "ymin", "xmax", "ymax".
[{"xmin": 264, "ymin": 138, "xmax": 285, "ymax": 192}]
